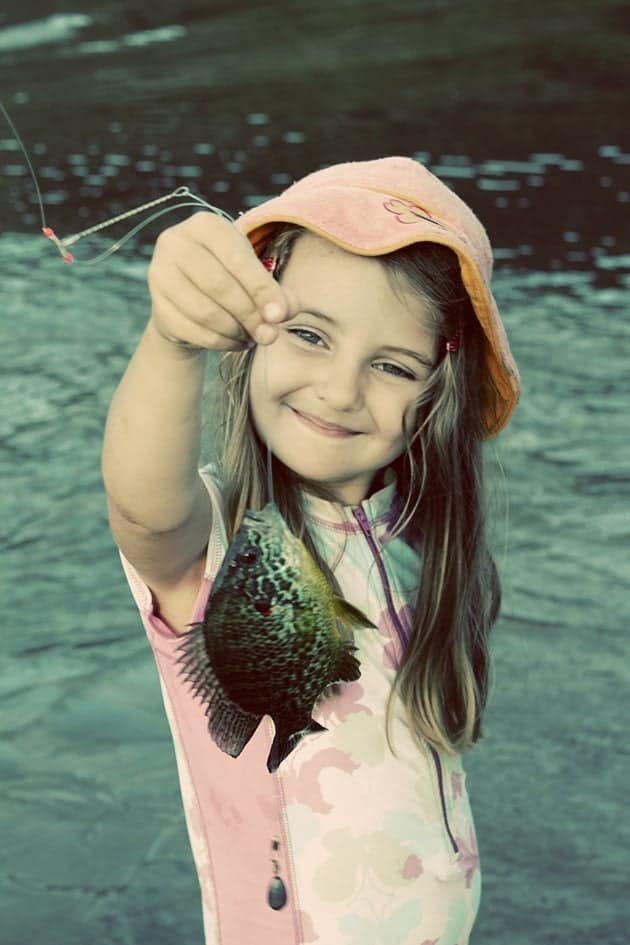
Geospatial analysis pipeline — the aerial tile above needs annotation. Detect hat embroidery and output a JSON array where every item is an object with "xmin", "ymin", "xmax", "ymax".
[
  {"xmin": 382, "ymin": 197, "xmax": 475, "ymax": 255},
  {"xmin": 383, "ymin": 198, "xmax": 447, "ymax": 228}
]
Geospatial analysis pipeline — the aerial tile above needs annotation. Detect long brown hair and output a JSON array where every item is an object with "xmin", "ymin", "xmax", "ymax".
[{"xmin": 216, "ymin": 225, "xmax": 502, "ymax": 756}]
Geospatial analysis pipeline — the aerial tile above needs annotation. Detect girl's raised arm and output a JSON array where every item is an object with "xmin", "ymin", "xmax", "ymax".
[
  {"xmin": 101, "ymin": 212, "xmax": 294, "ymax": 589},
  {"xmin": 102, "ymin": 320, "xmax": 211, "ymax": 581}
]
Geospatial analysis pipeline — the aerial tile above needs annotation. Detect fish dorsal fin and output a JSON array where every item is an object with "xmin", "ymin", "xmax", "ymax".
[{"xmin": 332, "ymin": 596, "xmax": 377, "ymax": 629}]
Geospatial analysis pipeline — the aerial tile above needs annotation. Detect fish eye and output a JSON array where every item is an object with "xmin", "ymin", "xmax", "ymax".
[{"xmin": 237, "ymin": 545, "xmax": 259, "ymax": 565}]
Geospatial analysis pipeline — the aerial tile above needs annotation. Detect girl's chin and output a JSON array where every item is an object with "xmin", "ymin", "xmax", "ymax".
[{"xmin": 271, "ymin": 454, "xmax": 370, "ymax": 503}]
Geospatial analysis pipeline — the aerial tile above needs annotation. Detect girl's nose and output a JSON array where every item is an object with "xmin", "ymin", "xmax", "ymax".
[{"xmin": 312, "ymin": 354, "xmax": 365, "ymax": 412}]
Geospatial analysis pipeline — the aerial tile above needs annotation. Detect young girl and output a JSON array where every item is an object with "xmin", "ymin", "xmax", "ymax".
[{"xmin": 102, "ymin": 156, "xmax": 520, "ymax": 945}]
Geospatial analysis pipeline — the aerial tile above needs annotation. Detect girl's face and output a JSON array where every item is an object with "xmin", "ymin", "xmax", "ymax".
[{"xmin": 249, "ymin": 233, "xmax": 438, "ymax": 504}]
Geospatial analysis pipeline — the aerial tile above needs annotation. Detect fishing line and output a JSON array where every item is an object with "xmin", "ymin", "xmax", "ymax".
[
  {"xmin": 60, "ymin": 186, "xmax": 233, "ymax": 250},
  {"xmin": 0, "ymin": 101, "xmax": 46, "ymax": 231},
  {"xmin": 262, "ymin": 333, "xmax": 275, "ymax": 505},
  {"xmin": 45, "ymin": 187, "xmax": 232, "ymax": 264},
  {"xmin": 1, "ymin": 101, "xmax": 234, "ymax": 263},
  {"xmin": 260, "ymin": 256, "xmax": 279, "ymax": 507},
  {"xmin": 2, "ymin": 102, "xmax": 281, "ymax": 515},
  {"xmin": 61, "ymin": 192, "xmax": 232, "ymax": 265}
]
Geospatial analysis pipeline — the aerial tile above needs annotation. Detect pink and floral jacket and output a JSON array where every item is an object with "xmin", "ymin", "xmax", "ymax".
[{"xmin": 119, "ymin": 463, "xmax": 481, "ymax": 945}]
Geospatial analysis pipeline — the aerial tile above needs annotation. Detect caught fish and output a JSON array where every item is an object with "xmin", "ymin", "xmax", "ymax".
[{"xmin": 177, "ymin": 502, "xmax": 375, "ymax": 772}]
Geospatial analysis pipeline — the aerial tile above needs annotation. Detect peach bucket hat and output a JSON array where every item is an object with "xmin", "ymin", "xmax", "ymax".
[{"xmin": 236, "ymin": 156, "xmax": 520, "ymax": 438}]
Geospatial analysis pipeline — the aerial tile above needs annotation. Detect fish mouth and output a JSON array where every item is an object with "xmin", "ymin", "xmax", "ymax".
[{"xmin": 289, "ymin": 406, "xmax": 361, "ymax": 436}]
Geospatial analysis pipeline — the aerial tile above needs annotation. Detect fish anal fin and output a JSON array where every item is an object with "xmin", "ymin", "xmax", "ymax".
[{"xmin": 332, "ymin": 596, "xmax": 377, "ymax": 629}]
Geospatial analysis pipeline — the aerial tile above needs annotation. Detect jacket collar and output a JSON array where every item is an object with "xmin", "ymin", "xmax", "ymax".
[{"xmin": 301, "ymin": 476, "xmax": 398, "ymax": 533}]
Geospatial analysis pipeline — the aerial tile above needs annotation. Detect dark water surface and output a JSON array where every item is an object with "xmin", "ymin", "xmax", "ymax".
[
  {"xmin": 1, "ymin": 1, "xmax": 629, "ymax": 272},
  {"xmin": 1, "ymin": 3, "xmax": 629, "ymax": 944}
]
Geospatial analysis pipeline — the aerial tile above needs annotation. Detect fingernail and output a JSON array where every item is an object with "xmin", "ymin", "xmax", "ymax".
[{"xmin": 263, "ymin": 302, "xmax": 284, "ymax": 322}]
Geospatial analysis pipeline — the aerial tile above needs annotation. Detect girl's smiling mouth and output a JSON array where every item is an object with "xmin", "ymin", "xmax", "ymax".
[{"xmin": 288, "ymin": 406, "xmax": 361, "ymax": 437}]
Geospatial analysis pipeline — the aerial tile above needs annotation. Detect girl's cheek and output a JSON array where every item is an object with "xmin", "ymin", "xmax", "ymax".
[
  {"xmin": 400, "ymin": 398, "xmax": 420, "ymax": 434},
  {"xmin": 251, "ymin": 337, "xmax": 301, "ymax": 397}
]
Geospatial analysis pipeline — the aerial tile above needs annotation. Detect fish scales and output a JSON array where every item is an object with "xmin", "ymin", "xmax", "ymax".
[{"xmin": 177, "ymin": 501, "xmax": 375, "ymax": 772}]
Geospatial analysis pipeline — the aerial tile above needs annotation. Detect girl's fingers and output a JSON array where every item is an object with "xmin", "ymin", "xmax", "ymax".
[
  {"xmin": 272, "ymin": 285, "xmax": 300, "ymax": 321},
  {"xmin": 164, "ymin": 239, "xmax": 262, "ymax": 336},
  {"xmin": 148, "ymin": 213, "xmax": 298, "ymax": 348},
  {"xmin": 154, "ymin": 294, "xmax": 251, "ymax": 351},
  {"xmin": 152, "ymin": 267, "xmax": 250, "ymax": 347},
  {"xmin": 185, "ymin": 213, "xmax": 292, "ymax": 327}
]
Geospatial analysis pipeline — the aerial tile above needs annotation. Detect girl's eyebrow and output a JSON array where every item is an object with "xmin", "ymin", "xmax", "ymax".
[
  {"xmin": 298, "ymin": 308, "xmax": 435, "ymax": 369},
  {"xmin": 380, "ymin": 345, "xmax": 435, "ymax": 369}
]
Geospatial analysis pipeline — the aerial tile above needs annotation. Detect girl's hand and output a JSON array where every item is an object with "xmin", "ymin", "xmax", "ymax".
[{"xmin": 147, "ymin": 212, "xmax": 295, "ymax": 350}]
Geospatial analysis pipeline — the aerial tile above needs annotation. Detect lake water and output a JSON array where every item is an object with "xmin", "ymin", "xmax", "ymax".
[
  {"xmin": 2, "ymin": 228, "xmax": 628, "ymax": 944},
  {"xmin": 1, "ymin": 4, "xmax": 629, "ymax": 944}
]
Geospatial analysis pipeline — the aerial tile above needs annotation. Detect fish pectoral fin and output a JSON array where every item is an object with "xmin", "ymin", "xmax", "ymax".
[
  {"xmin": 332, "ymin": 596, "xmax": 377, "ymax": 629},
  {"xmin": 332, "ymin": 642, "xmax": 362, "ymax": 683},
  {"xmin": 267, "ymin": 718, "xmax": 327, "ymax": 773},
  {"xmin": 175, "ymin": 622, "xmax": 262, "ymax": 759}
]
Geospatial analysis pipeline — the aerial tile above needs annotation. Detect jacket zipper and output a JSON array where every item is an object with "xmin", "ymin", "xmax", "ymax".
[
  {"xmin": 352, "ymin": 505, "xmax": 458, "ymax": 856},
  {"xmin": 352, "ymin": 506, "xmax": 409, "ymax": 650}
]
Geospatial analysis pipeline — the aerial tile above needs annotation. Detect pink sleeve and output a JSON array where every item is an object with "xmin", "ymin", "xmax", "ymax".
[{"xmin": 117, "ymin": 462, "xmax": 228, "ymax": 657}]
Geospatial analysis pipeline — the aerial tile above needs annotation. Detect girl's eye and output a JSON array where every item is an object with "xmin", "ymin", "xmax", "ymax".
[
  {"xmin": 286, "ymin": 329, "xmax": 417, "ymax": 380},
  {"xmin": 288, "ymin": 327, "xmax": 325, "ymax": 346},
  {"xmin": 374, "ymin": 362, "xmax": 417, "ymax": 381}
]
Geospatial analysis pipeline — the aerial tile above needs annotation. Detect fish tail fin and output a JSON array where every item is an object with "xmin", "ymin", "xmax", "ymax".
[
  {"xmin": 332, "ymin": 642, "xmax": 362, "ymax": 683},
  {"xmin": 267, "ymin": 718, "xmax": 327, "ymax": 773},
  {"xmin": 176, "ymin": 623, "xmax": 262, "ymax": 758},
  {"xmin": 332, "ymin": 596, "xmax": 377, "ymax": 629}
]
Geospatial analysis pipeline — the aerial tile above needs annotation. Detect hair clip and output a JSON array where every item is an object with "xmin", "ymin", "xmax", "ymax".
[
  {"xmin": 261, "ymin": 256, "xmax": 277, "ymax": 273},
  {"xmin": 446, "ymin": 330, "xmax": 463, "ymax": 353}
]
